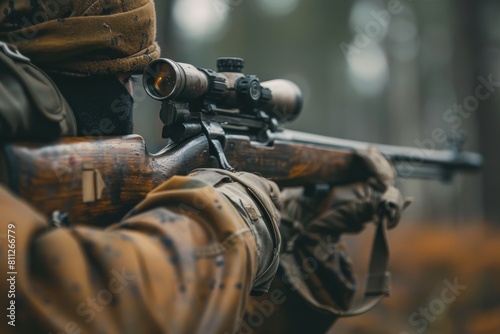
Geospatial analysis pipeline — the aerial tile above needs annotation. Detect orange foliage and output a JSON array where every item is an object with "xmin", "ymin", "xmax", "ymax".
[{"xmin": 333, "ymin": 223, "xmax": 500, "ymax": 334}]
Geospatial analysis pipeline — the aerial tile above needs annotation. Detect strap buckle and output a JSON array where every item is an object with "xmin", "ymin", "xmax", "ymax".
[{"xmin": 0, "ymin": 41, "xmax": 30, "ymax": 62}]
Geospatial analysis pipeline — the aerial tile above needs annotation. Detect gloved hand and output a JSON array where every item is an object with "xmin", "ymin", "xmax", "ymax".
[
  {"xmin": 281, "ymin": 146, "xmax": 412, "ymax": 243},
  {"xmin": 189, "ymin": 169, "xmax": 281, "ymax": 296},
  {"xmin": 276, "ymin": 147, "xmax": 412, "ymax": 318}
]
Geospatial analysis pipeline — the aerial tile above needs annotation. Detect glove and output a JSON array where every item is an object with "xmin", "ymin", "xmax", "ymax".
[
  {"xmin": 281, "ymin": 146, "xmax": 412, "ymax": 240},
  {"xmin": 283, "ymin": 183, "xmax": 410, "ymax": 238},
  {"xmin": 277, "ymin": 147, "xmax": 412, "ymax": 315},
  {"xmin": 189, "ymin": 169, "xmax": 281, "ymax": 296}
]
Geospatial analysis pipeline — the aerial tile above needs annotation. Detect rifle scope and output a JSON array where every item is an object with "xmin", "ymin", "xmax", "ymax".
[{"xmin": 143, "ymin": 57, "xmax": 303, "ymax": 123}]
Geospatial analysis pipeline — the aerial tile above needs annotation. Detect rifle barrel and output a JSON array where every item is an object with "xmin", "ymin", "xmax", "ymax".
[{"xmin": 270, "ymin": 130, "xmax": 483, "ymax": 181}]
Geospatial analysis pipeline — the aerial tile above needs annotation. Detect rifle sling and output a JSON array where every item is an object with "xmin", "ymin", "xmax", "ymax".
[{"xmin": 279, "ymin": 216, "xmax": 390, "ymax": 317}]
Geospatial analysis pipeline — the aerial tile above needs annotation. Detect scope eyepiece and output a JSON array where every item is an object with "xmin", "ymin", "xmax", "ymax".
[{"xmin": 143, "ymin": 58, "xmax": 210, "ymax": 101}]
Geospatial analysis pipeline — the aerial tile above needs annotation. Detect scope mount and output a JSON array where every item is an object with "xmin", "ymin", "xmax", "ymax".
[
  {"xmin": 145, "ymin": 57, "xmax": 303, "ymax": 171},
  {"xmin": 159, "ymin": 100, "xmax": 283, "ymax": 171}
]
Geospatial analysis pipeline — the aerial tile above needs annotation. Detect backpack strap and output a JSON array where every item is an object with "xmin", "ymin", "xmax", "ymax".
[{"xmin": 0, "ymin": 41, "xmax": 77, "ymax": 139}]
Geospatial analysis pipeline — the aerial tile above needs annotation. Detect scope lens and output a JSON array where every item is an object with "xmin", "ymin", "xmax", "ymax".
[
  {"xmin": 143, "ymin": 59, "xmax": 184, "ymax": 100},
  {"xmin": 154, "ymin": 63, "xmax": 177, "ymax": 97}
]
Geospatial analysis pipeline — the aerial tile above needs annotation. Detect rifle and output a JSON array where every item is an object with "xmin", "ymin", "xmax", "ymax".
[{"xmin": 0, "ymin": 57, "xmax": 482, "ymax": 226}]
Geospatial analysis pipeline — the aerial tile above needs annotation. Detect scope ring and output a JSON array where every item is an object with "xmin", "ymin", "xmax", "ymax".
[{"xmin": 198, "ymin": 68, "xmax": 227, "ymax": 102}]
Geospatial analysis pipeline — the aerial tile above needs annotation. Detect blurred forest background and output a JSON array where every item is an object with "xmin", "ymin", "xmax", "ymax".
[{"xmin": 132, "ymin": 0, "xmax": 500, "ymax": 333}]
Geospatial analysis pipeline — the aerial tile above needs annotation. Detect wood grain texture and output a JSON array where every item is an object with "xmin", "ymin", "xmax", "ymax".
[
  {"xmin": 224, "ymin": 136, "xmax": 363, "ymax": 187},
  {"xmin": 1, "ymin": 135, "xmax": 212, "ymax": 226},
  {"xmin": 0, "ymin": 134, "xmax": 366, "ymax": 226}
]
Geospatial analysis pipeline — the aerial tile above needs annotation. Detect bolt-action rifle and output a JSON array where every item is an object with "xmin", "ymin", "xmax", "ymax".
[{"xmin": 0, "ymin": 57, "xmax": 482, "ymax": 226}]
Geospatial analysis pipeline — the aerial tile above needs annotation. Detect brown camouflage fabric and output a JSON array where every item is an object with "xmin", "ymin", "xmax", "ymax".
[
  {"xmin": 0, "ymin": 0, "xmax": 160, "ymax": 76},
  {"xmin": 0, "ymin": 171, "xmax": 280, "ymax": 334}
]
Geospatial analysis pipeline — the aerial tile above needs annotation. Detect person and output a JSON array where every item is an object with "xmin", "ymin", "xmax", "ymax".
[{"xmin": 0, "ymin": 1, "xmax": 409, "ymax": 333}]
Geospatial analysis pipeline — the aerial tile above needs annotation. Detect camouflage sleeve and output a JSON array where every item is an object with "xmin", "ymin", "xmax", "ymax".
[{"xmin": 0, "ymin": 171, "xmax": 280, "ymax": 334}]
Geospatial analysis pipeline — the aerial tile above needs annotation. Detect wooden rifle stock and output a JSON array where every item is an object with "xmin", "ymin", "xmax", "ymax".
[{"xmin": 0, "ymin": 133, "xmax": 366, "ymax": 225}]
